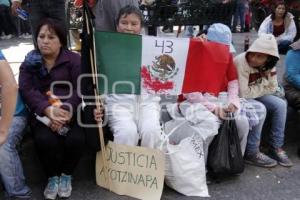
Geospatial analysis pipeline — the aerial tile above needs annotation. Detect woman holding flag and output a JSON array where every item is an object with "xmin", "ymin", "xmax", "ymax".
[{"xmin": 94, "ymin": 5, "xmax": 162, "ymax": 148}]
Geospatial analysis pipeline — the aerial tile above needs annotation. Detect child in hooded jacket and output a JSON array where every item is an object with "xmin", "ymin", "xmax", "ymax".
[{"xmin": 234, "ymin": 33, "xmax": 293, "ymax": 167}]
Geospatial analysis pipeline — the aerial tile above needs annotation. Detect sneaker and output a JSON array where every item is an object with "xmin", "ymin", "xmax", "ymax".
[
  {"xmin": 58, "ymin": 173, "xmax": 72, "ymax": 198},
  {"xmin": 269, "ymin": 148, "xmax": 293, "ymax": 167},
  {"xmin": 244, "ymin": 152, "xmax": 277, "ymax": 168},
  {"xmin": 44, "ymin": 176, "xmax": 59, "ymax": 200},
  {"xmin": 1, "ymin": 34, "xmax": 13, "ymax": 39},
  {"xmin": 18, "ymin": 33, "xmax": 24, "ymax": 39},
  {"xmin": 23, "ymin": 33, "xmax": 32, "ymax": 39}
]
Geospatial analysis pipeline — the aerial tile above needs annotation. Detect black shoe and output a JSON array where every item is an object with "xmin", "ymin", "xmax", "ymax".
[{"xmin": 297, "ymin": 147, "xmax": 300, "ymax": 158}]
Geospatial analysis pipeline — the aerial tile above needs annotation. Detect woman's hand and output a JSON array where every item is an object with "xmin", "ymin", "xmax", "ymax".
[
  {"xmin": 45, "ymin": 106, "xmax": 71, "ymax": 122},
  {"xmin": 213, "ymin": 106, "xmax": 227, "ymax": 119},
  {"xmin": 49, "ymin": 120, "xmax": 64, "ymax": 132},
  {"xmin": 93, "ymin": 106, "xmax": 104, "ymax": 123},
  {"xmin": 44, "ymin": 106, "xmax": 72, "ymax": 131},
  {"xmin": 224, "ymin": 103, "xmax": 238, "ymax": 113}
]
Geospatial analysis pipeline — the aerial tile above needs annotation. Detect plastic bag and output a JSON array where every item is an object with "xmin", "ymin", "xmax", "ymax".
[
  {"xmin": 161, "ymin": 119, "xmax": 209, "ymax": 197},
  {"xmin": 207, "ymin": 115, "xmax": 244, "ymax": 176}
]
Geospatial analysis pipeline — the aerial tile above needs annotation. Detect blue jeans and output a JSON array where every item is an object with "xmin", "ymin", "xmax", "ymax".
[
  {"xmin": 278, "ymin": 40, "xmax": 292, "ymax": 54},
  {"xmin": 233, "ymin": 2, "xmax": 246, "ymax": 31},
  {"xmin": 246, "ymin": 95, "xmax": 287, "ymax": 155},
  {"xmin": 0, "ymin": 117, "xmax": 31, "ymax": 198}
]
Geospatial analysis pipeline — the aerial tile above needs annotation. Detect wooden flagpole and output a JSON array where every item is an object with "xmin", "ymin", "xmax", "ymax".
[{"xmin": 84, "ymin": 5, "xmax": 111, "ymax": 189}]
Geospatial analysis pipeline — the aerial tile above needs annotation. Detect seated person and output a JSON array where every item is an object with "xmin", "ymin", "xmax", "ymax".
[
  {"xmin": 0, "ymin": 94, "xmax": 31, "ymax": 199},
  {"xmin": 177, "ymin": 23, "xmax": 249, "ymax": 161},
  {"xmin": 19, "ymin": 19, "xmax": 85, "ymax": 200},
  {"xmin": 283, "ymin": 38, "xmax": 300, "ymax": 158},
  {"xmin": 234, "ymin": 33, "xmax": 293, "ymax": 167},
  {"xmin": 0, "ymin": 51, "xmax": 30, "ymax": 199},
  {"xmin": 94, "ymin": 5, "xmax": 161, "ymax": 148},
  {"xmin": 0, "ymin": 50, "xmax": 18, "ymax": 145},
  {"xmin": 258, "ymin": 1, "xmax": 297, "ymax": 54}
]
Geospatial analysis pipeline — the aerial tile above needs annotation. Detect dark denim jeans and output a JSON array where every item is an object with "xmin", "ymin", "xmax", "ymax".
[
  {"xmin": 0, "ymin": 117, "xmax": 31, "ymax": 199},
  {"xmin": 233, "ymin": 2, "xmax": 246, "ymax": 31},
  {"xmin": 0, "ymin": 5, "xmax": 16, "ymax": 35},
  {"xmin": 28, "ymin": 0, "xmax": 66, "ymax": 44},
  {"xmin": 278, "ymin": 40, "xmax": 292, "ymax": 55}
]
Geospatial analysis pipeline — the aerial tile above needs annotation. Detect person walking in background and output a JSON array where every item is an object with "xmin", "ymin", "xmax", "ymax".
[
  {"xmin": 11, "ymin": 0, "xmax": 66, "ymax": 44},
  {"xmin": 0, "ymin": 0, "xmax": 17, "ymax": 39},
  {"xmin": 0, "ymin": 50, "xmax": 18, "ymax": 146},
  {"xmin": 234, "ymin": 34, "xmax": 293, "ymax": 167},
  {"xmin": 17, "ymin": 0, "xmax": 32, "ymax": 39},
  {"xmin": 232, "ymin": 0, "xmax": 247, "ymax": 33},
  {"xmin": 258, "ymin": 1, "xmax": 297, "ymax": 54},
  {"xmin": 18, "ymin": 19, "xmax": 85, "ymax": 200}
]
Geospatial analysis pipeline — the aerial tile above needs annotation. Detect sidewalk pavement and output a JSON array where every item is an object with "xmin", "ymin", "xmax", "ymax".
[{"xmin": 1, "ymin": 30, "xmax": 300, "ymax": 200}]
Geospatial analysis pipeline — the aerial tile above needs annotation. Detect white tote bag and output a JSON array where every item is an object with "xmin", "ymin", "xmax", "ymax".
[{"xmin": 161, "ymin": 119, "xmax": 209, "ymax": 197}]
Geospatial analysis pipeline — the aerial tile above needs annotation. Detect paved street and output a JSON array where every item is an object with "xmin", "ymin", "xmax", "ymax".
[{"xmin": 1, "ymin": 29, "xmax": 300, "ymax": 200}]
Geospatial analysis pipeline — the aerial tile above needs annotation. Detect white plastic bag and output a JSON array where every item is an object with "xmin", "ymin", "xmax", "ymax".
[{"xmin": 161, "ymin": 119, "xmax": 209, "ymax": 197}]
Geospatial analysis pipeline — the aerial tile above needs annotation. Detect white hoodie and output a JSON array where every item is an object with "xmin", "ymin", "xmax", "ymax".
[
  {"xmin": 234, "ymin": 34, "xmax": 280, "ymax": 99},
  {"xmin": 258, "ymin": 12, "xmax": 297, "ymax": 43}
]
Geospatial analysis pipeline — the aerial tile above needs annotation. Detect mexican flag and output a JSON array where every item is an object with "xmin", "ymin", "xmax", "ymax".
[{"xmin": 95, "ymin": 31, "xmax": 229, "ymax": 95}]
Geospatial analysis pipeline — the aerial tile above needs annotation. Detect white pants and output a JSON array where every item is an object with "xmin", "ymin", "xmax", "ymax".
[{"xmin": 105, "ymin": 94, "xmax": 161, "ymax": 148}]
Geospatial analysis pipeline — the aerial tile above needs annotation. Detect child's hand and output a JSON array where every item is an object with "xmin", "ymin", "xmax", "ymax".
[
  {"xmin": 196, "ymin": 33, "xmax": 207, "ymax": 42},
  {"xmin": 94, "ymin": 106, "xmax": 104, "ymax": 123}
]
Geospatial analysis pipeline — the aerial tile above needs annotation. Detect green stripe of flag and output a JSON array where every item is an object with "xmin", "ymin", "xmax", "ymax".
[{"xmin": 95, "ymin": 31, "xmax": 142, "ymax": 94}]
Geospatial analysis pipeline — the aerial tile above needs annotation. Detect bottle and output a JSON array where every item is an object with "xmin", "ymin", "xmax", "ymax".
[
  {"xmin": 46, "ymin": 91, "xmax": 70, "ymax": 136},
  {"xmin": 244, "ymin": 35, "xmax": 250, "ymax": 51}
]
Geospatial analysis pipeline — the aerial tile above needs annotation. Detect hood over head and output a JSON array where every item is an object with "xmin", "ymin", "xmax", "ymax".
[{"xmin": 247, "ymin": 33, "xmax": 280, "ymax": 59}]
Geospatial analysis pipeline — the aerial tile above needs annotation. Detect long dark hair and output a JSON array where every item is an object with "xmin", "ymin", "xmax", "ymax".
[
  {"xmin": 35, "ymin": 18, "xmax": 67, "ymax": 49},
  {"xmin": 270, "ymin": 1, "xmax": 287, "ymax": 20}
]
